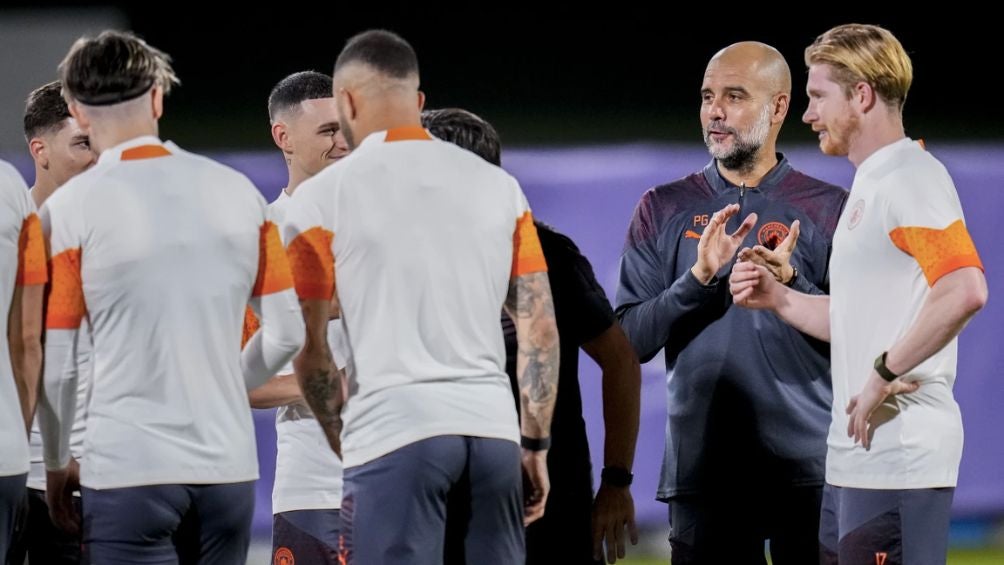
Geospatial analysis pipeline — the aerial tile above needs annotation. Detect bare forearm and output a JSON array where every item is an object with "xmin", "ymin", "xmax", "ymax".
[
  {"xmin": 598, "ymin": 361, "xmax": 638, "ymax": 471},
  {"xmin": 589, "ymin": 325, "xmax": 640, "ymax": 470},
  {"xmin": 297, "ymin": 357, "xmax": 343, "ymax": 448},
  {"xmin": 295, "ymin": 298, "xmax": 342, "ymax": 451},
  {"xmin": 16, "ymin": 340, "xmax": 42, "ymax": 433},
  {"xmin": 505, "ymin": 272, "xmax": 559, "ymax": 438},
  {"xmin": 774, "ymin": 289, "xmax": 831, "ymax": 341},
  {"xmin": 9, "ymin": 285, "xmax": 43, "ymax": 433},
  {"xmin": 248, "ymin": 373, "xmax": 303, "ymax": 408},
  {"xmin": 886, "ymin": 268, "xmax": 987, "ymax": 376}
]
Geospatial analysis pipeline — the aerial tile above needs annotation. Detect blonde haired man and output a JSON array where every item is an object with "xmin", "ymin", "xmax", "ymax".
[{"xmin": 730, "ymin": 24, "xmax": 987, "ymax": 563}]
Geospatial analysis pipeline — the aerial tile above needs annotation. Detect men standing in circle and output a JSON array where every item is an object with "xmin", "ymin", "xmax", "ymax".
[
  {"xmin": 37, "ymin": 30, "xmax": 305, "ymax": 564},
  {"xmin": 616, "ymin": 42, "xmax": 847, "ymax": 563},
  {"xmin": 249, "ymin": 70, "xmax": 351, "ymax": 564},
  {"xmin": 422, "ymin": 107, "xmax": 642, "ymax": 565},
  {"xmin": 731, "ymin": 24, "xmax": 987, "ymax": 564},
  {"xmin": 0, "ymin": 159, "xmax": 46, "ymax": 562},
  {"xmin": 284, "ymin": 30, "xmax": 559, "ymax": 565},
  {"xmin": 9, "ymin": 80, "xmax": 97, "ymax": 565}
]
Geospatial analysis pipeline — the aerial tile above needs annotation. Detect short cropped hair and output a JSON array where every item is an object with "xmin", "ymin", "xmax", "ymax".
[
  {"xmin": 334, "ymin": 30, "xmax": 419, "ymax": 80},
  {"xmin": 268, "ymin": 71, "xmax": 334, "ymax": 122},
  {"xmin": 24, "ymin": 81, "xmax": 71, "ymax": 140}
]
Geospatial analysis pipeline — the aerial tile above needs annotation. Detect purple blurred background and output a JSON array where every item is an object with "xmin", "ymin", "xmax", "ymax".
[{"xmin": 5, "ymin": 142, "xmax": 1000, "ymax": 535}]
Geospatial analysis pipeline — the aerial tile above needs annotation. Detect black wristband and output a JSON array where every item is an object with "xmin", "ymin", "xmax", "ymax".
[
  {"xmin": 601, "ymin": 466, "xmax": 634, "ymax": 487},
  {"xmin": 874, "ymin": 351, "xmax": 899, "ymax": 382},
  {"xmin": 784, "ymin": 265, "xmax": 799, "ymax": 287},
  {"xmin": 520, "ymin": 435, "xmax": 551, "ymax": 451}
]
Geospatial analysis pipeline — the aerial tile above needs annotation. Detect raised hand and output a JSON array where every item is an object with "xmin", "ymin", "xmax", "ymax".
[
  {"xmin": 691, "ymin": 204, "xmax": 758, "ymax": 284},
  {"xmin": 738, "ymin": 219, "xmax": 800, "ymax": 284}
]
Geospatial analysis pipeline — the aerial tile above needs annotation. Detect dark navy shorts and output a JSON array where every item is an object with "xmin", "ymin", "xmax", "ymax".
[
  {"xmin": 819, "ymin": 483, "xmax": 954, "ymax": 565},
  {"xmin": 272, "ymin": 509, "xmax": 340, "ymax": 564},
  {"xmin": 81, "ymin": 481, "xmax": 255, "ymax": 565},
  {"xmin": 341, "ymin": 435, "xmax": 523, "ymax": 565},
  {"xmin": 0, "ymin": 473, "xmax": 26, "ymax": 562},
  {"xmin": 9, "ymin": 487, "xmax": 82, "ymax": 564}
]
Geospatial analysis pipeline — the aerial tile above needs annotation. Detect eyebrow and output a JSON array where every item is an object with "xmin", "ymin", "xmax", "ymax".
[
  {"xmin": 701, "ymin": 86, "xmax": 752, "ymax": 97},
  {"xmin": 71, "ymin": 134, "xmax": 90, "ymax": 143},
  {"xmin": 316, "ymin": 121, "xmax": 340, "ymax": 133}
]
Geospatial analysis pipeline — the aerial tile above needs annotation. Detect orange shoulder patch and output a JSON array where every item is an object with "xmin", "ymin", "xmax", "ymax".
[
  {"xmin": 889, "ymin": 219, "xmax": 983, "ymax": 286},
  {"xmin": 287, "ymin": 227, "xmax": 335, "ymax": 300}
]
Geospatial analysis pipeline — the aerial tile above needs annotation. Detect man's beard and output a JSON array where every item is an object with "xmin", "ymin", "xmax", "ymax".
[{"xmin": 704, "ymin": 103, "xmax": 772, "ymax": 173}]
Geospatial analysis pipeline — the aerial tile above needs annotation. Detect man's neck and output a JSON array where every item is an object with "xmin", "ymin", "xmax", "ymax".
[
  {"xmin": 849, "ymin": 121, "xmax": 906, "ymax": 168},
  {"xmin": 29, "ymin": 176, "xmax": 58, "ymax": 208},
  {"xmin": 90, "ymin": 122, "xmax": 158, "ymax": 154},
  {"xmin": 717, "ymin": 152, "xmax": 779, "ymax": 188},
  {"xmin": 284, "ymin": 167, "xmax": 309, "ymax": 196},
  {"xmin": 352, "ymin": 104, "xmax": 422, "ymax": 147}
]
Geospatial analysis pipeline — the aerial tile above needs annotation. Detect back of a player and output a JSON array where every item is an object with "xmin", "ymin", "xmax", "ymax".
[
  {"xmin": 0, "ymin": 160, "xmax": 46, "ymax": 559},
  {"xmin": 288, "ymin": 127, "xmax": 529, "ymax": 565},
  {"xmin": 54, "ymin": 144, "xmax": 266, "ymax": 485},
  {"xmin": 37, "ymin": 31, "xmax": 304, "ymax": 565},
  {"xmin": 285, "ymin": 31, "xmax": 557, "ymax": 565}
]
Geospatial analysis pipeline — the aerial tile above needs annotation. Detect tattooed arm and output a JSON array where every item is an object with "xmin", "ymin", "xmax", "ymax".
[
  {"xmin": 503, "ymin": 270, "xmax": 559, "ymax": 525},
  {"xmin": 293, "ymin": 297, "xmax": 344, "ymax": 457}
]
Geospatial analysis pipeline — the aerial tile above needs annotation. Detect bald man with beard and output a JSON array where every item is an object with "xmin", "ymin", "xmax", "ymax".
[{"xmin": 615, "ymin": 42, "xmax": 848, "ymax": 563}]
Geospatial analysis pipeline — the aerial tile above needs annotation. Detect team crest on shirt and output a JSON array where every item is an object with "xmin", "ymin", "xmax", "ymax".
[
  {"xmin": 757, "ymin": 222, "xmax": 789, "ymax": 250},
  {"xmin": 848, "ymin": 199, "xmax": 865, "ymax": 230},
  {"xmin": 274, "ymin": 547, "xmax": 294, "ymax": 565}
]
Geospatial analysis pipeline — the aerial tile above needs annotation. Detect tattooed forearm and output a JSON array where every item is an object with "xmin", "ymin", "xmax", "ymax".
[
  {"xmin": 504, "ymin": 271, "xmax": 559, "ymax": 438},
  {"xmin": 296, "ymin": 343, "xmax": 344, "ymax": 455}
]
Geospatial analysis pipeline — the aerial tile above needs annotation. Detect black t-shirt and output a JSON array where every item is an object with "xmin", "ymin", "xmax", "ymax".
[{"xmin": 503, "ymin": 221, "xmax": 616, "ymax": 489}]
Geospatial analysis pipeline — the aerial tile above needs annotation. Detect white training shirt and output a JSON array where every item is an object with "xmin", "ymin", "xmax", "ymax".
[
  {"xmin": 0, "ymin": 160, "xmax": 46, "ymax": 478},
  {"xmin": 26, "ymin": 323, "xmax": 89, "ymax": 490},
  {"xmin": 25, "ymin": 189, "xmax": 91, "ymax": 491},
  {"xmin": 38, "ymin": 136, "xmax": 303, "ymax": 489},
  {"xmin": 269, "ymin": 189, "xmax": 349, "ymax": 514},
  {"xmin": 828, "ymin": 138, "xmax": 984, "ymax": 489},
  {"xmin": 283, "ymin": 126, "xmax": 547, "ymax": 469}
]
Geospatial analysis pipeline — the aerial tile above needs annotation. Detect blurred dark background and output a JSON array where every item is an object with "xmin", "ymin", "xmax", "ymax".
[{"xmin": 1, "ymin": 8, "xmax": 998, "ymax": 150}]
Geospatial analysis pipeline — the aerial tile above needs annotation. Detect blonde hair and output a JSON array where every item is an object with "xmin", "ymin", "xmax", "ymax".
[{"xmin": 804, "ymin": 24, "xmax": 912, "ymax": 110}]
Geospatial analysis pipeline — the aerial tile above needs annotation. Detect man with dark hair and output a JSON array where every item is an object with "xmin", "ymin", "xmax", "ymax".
[
  {"xmin": 8, "ymin": 80, "xmax": 96, "ymax": 565},
  {"xmin": 23, "ymin": 82, "xmax": 96, "ymax": 209},
  {"xmin": 616, "ymin": 42, "xmax": 847, "ymax": 563},
  {"xmin": 248, "ymin": 70, "xmax": 350, "ymax": 565},
  {"xmin": 38, "ymin": 30, "xmax": 304, "ymax": 564},
  {"xmin": 421, "ymin": 108, "xmax": 501, "ymax": 166},
  {"xmin": 284, "ymin": 30, "xmax": 559, "ymax": 565},
  {"xmin": 423, "ymin": 107, "xmax": 641, "ymax": 565}
]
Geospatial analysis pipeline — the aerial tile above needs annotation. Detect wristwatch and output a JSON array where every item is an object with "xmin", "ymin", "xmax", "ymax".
[
  {"xmin": 784, "ymin": 265, "xmax": 799, "ymax": 287},
  {"xmin": 874, "ymin": 351, "xmax": 899, "ymax": 382}
]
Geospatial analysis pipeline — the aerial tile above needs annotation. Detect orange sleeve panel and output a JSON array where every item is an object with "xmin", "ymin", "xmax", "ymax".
[
  {"xmin": 46, "ymin": 248, "xmax": 85, "ymax": 329},
  {"xmin": 512, "ymin": 212, "xmax": 548, "ymax": 277},
  {"xmin": 287, "ymin": 227, "xmax": 335, "ymax": 300},
  {"xmin": 252, "ymin": 221, "xmax": 294, "ymax": 297},
  {"xmin": 889, "ymin": 219, "xmax": 984, "ymax": 286},
  {"xmin": 241, "ymin": 305, "xmax": 260, "ymax": 348},
  {"xmin": 17, "ymin": 213, "xmax": 47, "ymax": 286}
]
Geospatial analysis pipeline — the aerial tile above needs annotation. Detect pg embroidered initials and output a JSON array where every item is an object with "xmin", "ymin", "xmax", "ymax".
[{"xmin": 693, "ymin": 214, "xmax": 710, "ymax": 227}]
